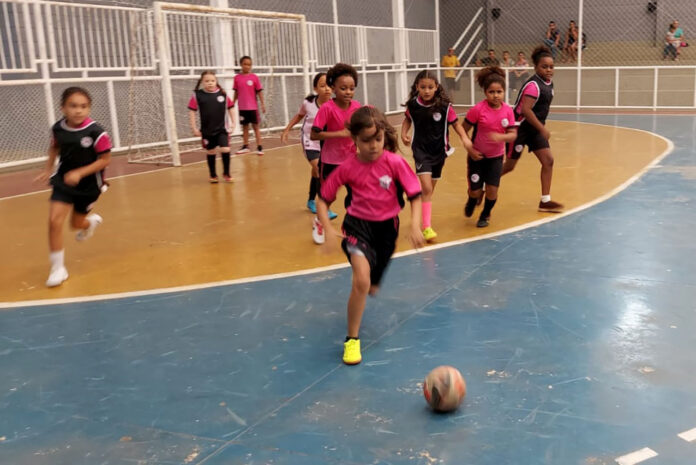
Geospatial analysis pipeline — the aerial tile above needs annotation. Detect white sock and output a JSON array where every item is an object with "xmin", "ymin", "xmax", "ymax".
[
  {"xmin": 49, "ymin": 250, "xmax": 65, "ymax": 270},
  {"xmin": 541, "ymin": 195, "xmax": 551, "ymax": 203}
]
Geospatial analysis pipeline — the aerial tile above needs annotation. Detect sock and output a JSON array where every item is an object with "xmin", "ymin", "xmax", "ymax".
[
  {"xmin": 221, "ymin": 153, "xmax": 230, "ymax": 176},
  {"xmin": 49, "ymin": 250, "xmax": 64, "ymax": 270},
  {"xmin": 541, "ymin": 194, "xmax": 551, "ymax": 203},
  {"xmin": 309, "ymin": 176, "xmax": 319, "ymax": 200},
  {"xmin": 257, "ymin": 145, "xmax": 263, "ymax": 151},
  {"xmin": 481, "ymin": 197, "xmax": 497, "ymax": 218},
  {"xmin": 206, "ymin": 154, "xmax": 216, "ymax": 177},
  {"xmin": 345, "ymin": 336, "xmax": 359, "ymax": 342},
  {"xmin": 422, "ymin": 201, "xmax": 432, "ymax": 228},
  {"xmin": 466, "ymin": 196, "xmax": 478, "ymax": 209}
]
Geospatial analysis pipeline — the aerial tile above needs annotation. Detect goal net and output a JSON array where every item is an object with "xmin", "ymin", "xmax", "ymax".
[{"xmin": 126, "ymin": 2, "xmax": 309, "ymax": 165}]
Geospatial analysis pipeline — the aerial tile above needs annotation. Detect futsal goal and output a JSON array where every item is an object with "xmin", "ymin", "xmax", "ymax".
[{"xmin": 125, "ymin": 2, "xmax": 310, "ymax": 166}]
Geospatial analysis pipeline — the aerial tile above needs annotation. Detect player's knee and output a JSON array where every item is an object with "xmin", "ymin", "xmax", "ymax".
[
  {"xmin": 353, "ymin": 273, "xmax": 371, "ymax": 294},
  {"xmin": 543, "ymin": 155, "xmax": 554, "ymax": 168}
]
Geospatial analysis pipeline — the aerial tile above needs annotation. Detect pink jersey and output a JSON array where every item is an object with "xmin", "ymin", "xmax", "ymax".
[
  {"xmin": 312, "ymin": 99, "xmax": 361, "ymax": 165},
  {"xmin": 233, "ymin": 73, "xmax": 262, "ymax": 110},
  {"xmin": 299, "ymin": 98, "xmax": 321, "ymax": 152},
  {"xmin": 465, "ymin": 100, "xmax": 516, "ymax": 158},
  {"xmin": 320, "ymin": 150, "xmax": 422, "ymax": 221}
]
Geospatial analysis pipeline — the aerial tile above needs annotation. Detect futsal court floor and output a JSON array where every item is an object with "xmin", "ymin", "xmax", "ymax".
[{"xmin": 1, "ymin": 113, "xmax": 695, "ymax": 464}]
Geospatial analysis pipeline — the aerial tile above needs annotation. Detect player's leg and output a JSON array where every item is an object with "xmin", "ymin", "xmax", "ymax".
[{"xmin": 46, "ymin": 200, "xmax": 72, "ymax": 286}]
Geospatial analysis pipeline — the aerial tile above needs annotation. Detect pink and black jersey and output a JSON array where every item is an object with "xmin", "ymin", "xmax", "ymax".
[
  {"xmin": 299, "ymin": 97, "xmax": 321, "ymax": 153},
  {"xmin": 405, "ymin": 97, "xmax": 458, "ymax": 158},
  {"xmin": 312, "ymin": 99, "xmax": 361, "ymax": 165},
  {"xmin": 465, "ymin": 100, "xmax": 516, "ymax": 157},
  {"xmin": 233, "ymin": 73, "xmax": 262, "ymax": 111},
  {"xmin": 512, "ymin": 73, "xmax": 554, "ymax": 124},
  {"xmin": 188, "ymin": 88, "xmax": 234, "ymax": 136},
  {"xmin": 320, "ymin": 150, "xmax": 422, "ymax": 222},
  {"xmin": 51, "ymin": 117, "xmax": 111, "ymax": 193}
]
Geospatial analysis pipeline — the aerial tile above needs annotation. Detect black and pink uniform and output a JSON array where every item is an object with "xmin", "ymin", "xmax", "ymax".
[
  {"xmin": 404, "ymin": 96, "xmax": 458, "ymax": 179},
  {"xmin": 508, "ymin": 73, "xmax": 554, "ymax": 159},
  {"xmin": 320, "ymin": 150, "xmax": 421, "ymax": 285},
  {"xmin": 187, "ymin": 88, "xmax": 234, "ymax": 150},
  {"xmin": 50, "ymin": 117, "xmax": 111, "ymax": 213}
]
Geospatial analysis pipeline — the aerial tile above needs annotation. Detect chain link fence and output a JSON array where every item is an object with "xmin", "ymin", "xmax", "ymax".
[{"xmin": 440, "ymin": 0, "xmax": 696, "ymax": 108}]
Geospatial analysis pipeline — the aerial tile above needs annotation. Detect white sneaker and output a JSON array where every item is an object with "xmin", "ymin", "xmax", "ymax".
[
  {"xmin": 312, "ymin": 217, "xmax": 325, "ymax": 245},
  {"xmin": 46, "ymin": 266, "xmax": 69, "ymax": 287},
  {"xmin": 235, "ymin": 145, "xmax": 250, "ymax": 154},
  {"xmin": 76, "ymin": 213, "xmax": 103, "ymax": 242}
]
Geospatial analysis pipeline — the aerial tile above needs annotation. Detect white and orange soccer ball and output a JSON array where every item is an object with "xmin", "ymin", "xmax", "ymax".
[{"xmin": 423, "ymin": 365, "xmax": 467, "ymax": 412}]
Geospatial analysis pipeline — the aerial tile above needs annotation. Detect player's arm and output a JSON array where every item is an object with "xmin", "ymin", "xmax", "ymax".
[
  {"xmin": 310, "ymin": 126, "xmax": 350, "ymax": 141},
  {"xmin": 281, "ymin": 111, "xmax": 305, "ymax": 143},
  {"xmin": 189, "ymin": 110, "xmax": 200, "ymax": 137},
  {"xmin": 257, "ymin": 90, "xmax": 266, "ymax": 113},
  {"xmin": 520, "ymin": 97, "xmax": 550, "ymax": 139},
  {"xmin": 401, "ymin": 117, "xmax": 412, "ymax": 146},
  {"xmin": 407, "ymin": 194, "xmax": 424, "ymax": 249},
  {"xmin": 64, "ymin": 151, "xmax": 111, "ymax": 187},
  {"xmin": 452, "ymin": 119, "xmax": 473, "ymax": 152},
  {"xmin": 35, "ymin": 139, "xmax": 59, "ymax": 183}
]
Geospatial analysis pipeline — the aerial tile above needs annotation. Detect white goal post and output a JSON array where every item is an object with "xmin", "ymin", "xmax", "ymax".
[{"xmin": 128, "ymin": 2, "xmax": 310, "ymax": 166}]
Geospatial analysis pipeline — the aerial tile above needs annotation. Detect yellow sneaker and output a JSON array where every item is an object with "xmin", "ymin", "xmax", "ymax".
[
  {"xmin": 343, "ymin": 338, "xmax": 362, "ymax": 365},
  {"xmin": 422, "ymin": 227, "xmax": 438, "ymax": 241}
]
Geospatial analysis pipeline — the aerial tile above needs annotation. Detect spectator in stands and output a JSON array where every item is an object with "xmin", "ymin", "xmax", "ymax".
[
  {"xmin": 512, "ymin": 51, "xmax": 529, "ymax": 93},
  {"xmin": 672, "ymin": 20, "xmax": 686, "ymax": 56},
  {"xmin": 441, "ymin": 46, "xmax": 460, "ymax": 94},
  {"xmin": 544, "ymin": 21, "xmax": 561, "ymax": 59},
  {"xmin": 502, "ymin": 50, "xmax": 515, "ymax": 68},
  {"xmin": 562, "ymin": 20, "xmax": 579, "ymax": 63},
  {"xmin": 480, "ymin": 49, "xmax": 500, "ymax": 67},
  {"xmin": 663, "ymin": 24, "xmax": 680, "ymax": 61}
]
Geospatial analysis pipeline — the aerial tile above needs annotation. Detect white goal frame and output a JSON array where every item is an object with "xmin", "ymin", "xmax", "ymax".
[{"xmin": 152, "ymin": 2, "xmax": 310, "ymax": 166}]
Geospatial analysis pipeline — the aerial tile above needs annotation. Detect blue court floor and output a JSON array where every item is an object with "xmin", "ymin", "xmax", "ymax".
[{"xmin": 1, "ymin": 114, "xmax": 695, "ymax": 464}]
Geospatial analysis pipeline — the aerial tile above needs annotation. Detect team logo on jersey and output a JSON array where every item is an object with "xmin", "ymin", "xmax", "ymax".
[
  {"xmin": 379, "ymin": 175, "xmax": 393, "ymax": 190},
  {"xmin": 501, "ymin": 118, "xmax": 509, "ymax": 128},
  {"xmin": 470, "ymin": 173, "xmax": 480, "ymax": 183},
  {"xmin": 80, "ymin": 136, "xmax": 93, "ymax": 148},
  {"xmin": 217, "ymin": 95, "xmax": 225, "ymax": 102},
  {"xmin": 432, "ymin": 112, "xmax": 442, "ymax": 122},
  {"xmin": 247, "ymin": 79, "xmax": 254, "ymax": 86}
]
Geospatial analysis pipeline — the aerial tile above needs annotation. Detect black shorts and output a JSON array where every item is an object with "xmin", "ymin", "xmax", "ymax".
[
  {"xmin": 341, "ymin": 213, "xmax": 400, "ymax": 286},
  {"xmin": 413, "ymin": 147, "xmax": 447, "ymax": 180},
  {"xmin": 239, "ymin": 109, "xmax": 259, "ymax": 126},
  {"xmin": 50, "ymin": 183, "xmax": 100, "ymax": 214},
  {"xmin": 305, "ymin": 149, "xmax": 320, "ymax": 162},
  {"xmin": 202, "ymin": 131, "xmax": 229, "ymax": 151},
  {"xmin": 467, "ymin": 156, "xmax": 504, "ymax": 191},
  {"xmin": 507, "ymin": 122, "xmax": 549, "ymax": 160}
]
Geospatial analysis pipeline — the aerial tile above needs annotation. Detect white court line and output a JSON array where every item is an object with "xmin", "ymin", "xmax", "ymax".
[
  {"xmin": 615, "ymin": 448, "xmax": 658, "ymax": 465},
  {"xmin": 0, "ymin": 121, "xmax": 674, "ymax": 309},
  {"xmin": 678, "ymin": 427, "xmax": 696, "ymax": 442}
]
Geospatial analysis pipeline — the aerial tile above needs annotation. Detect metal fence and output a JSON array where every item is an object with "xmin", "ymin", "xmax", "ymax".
[{"xmin": 0, "ymin": 0, "xmax": 436, "ymax": 168}]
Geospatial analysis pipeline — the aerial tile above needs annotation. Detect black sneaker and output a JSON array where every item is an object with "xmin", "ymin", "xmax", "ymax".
[
  {"xmin": 464, "ymin": 198, "xmax": 477, "ymax": 217},
  {"xmin": 538, "ymin": 200, "xmax": 564, "ymax": 213},
  {"xmin": 476, "ymin": 215, "xmax": 489, "ymax": 228}
]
